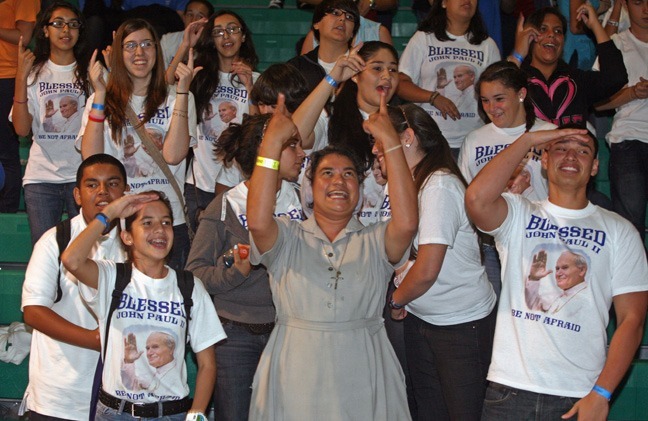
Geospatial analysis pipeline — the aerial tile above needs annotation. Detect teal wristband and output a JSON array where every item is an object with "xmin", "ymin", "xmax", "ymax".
[
  {"xmin": 511, "ymin": 51, "xmax": 524, "ymax": 64},
  {"xmin": 325, "ymin": 74, "xmax": 339, "ymax": 88},
  {"xmin": 592, "ymin": 385, "xmax": 612, "ymax": 401},
  {"xmin": 91, "ymin": 103, "xmax": 105, "ymax": 111}
]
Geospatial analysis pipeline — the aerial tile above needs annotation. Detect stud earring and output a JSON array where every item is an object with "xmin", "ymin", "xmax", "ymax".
[
  {"xmin": 405, "ymin": 143, "xmax": 411, "ymax": 148},
  {"xmin": 519, "ymin": 97, "xmax": 524, "ymax": 103}
]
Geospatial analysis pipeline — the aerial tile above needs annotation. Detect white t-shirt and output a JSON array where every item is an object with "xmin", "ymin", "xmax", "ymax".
[
  {"xmin": 225, "ymin": 179, "xmax": 304, "ymax": 229},
  {"xmin": 9, "ymin": 60, "xmax": 85, "ymax": 185},
  {"xmin": 79, "ymin": 260, "xmax": 226, "ymax": 403},
  {"xmin": 486, "ymin": 194, "xmax": 648, "ymax": 397},
  {"xmin": 160, "ymin": 31, "xmax": 184, "ymax": 70},
  {"xmin": 399, "ymin": 30, "xmax": 500, "ymax": 148},
  {"xmin": 395, "ymin": 172, "xmax": 496, "ymax": 325},
  {"xmin": 187, "ymin": 71, "xmax": 259, "ymax": 192},
  {"xmin": 459, "ymin": 119, "xmax": 556, "ymax": 201},
  {"xmin": 77, "ymin": 87, "xmax": 197, "ymax": 225},
  {"xmin": 21, "ymin": 214, "xmax": 126, "ymax": 419},
  {"xmin": 605, "ymin": 30, "xmax": 648, "ymax": 145}
]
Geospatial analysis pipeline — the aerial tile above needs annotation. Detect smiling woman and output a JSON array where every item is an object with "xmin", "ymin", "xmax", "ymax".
[
  {"xmin": 10, "ymin": 1, "xmax": 90, "ymax": 244},
  {"xmin": 78, "ymin": 18, "xmax": 198, "ymax": 271}
]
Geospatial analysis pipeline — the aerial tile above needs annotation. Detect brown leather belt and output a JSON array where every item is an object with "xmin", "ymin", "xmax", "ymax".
[
  {"xmin": 219, "ymin": 316, "xmax": 275, "ymax": 335},
  {"xmin": 98, "ymin": 389, "xmax": 191, "ymax": 417}
]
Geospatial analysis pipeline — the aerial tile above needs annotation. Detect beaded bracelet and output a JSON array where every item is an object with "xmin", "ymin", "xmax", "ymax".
[
  {"xmin": 325, "ymin": 74, "xmax": 339, "ymax": 89},
  {"xmin": 256, "ymin": 156, "xmax": 279, "ymax": 170}
]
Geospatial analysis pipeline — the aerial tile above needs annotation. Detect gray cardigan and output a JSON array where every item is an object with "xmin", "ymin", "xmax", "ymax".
[{"xmin": 186, "ymin": 193, "xmax": 275, "ymax": 324}]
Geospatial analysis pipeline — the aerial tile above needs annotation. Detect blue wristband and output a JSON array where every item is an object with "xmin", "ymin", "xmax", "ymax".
[
  {"xmin": 95, "ymin": 212, "xmax": 111, "ymax": 235},
  {"xmin": 91, "ymin": 103, "xmax": 105, "ymax": 111},
  {"xmin": 592, "ymin": 385, "xmax": 612, "ymax": 401},
  {"xmin": 511, "ymin": 51, "xmax": 524, "ymax": 64},
  {"xmin": 325, "ymin": 74, "xmax": 339, "ymax": 88}
]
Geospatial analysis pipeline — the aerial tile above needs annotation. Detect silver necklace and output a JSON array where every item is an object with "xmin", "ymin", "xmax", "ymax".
[{"xmin": 324, "ymin": 237, "xmax": 351, "ymax": 290}]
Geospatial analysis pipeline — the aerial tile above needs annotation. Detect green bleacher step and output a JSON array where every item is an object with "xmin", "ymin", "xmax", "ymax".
[{"xmin": 0, "ymin": 214, "xmax": 32, "ymax": 264}]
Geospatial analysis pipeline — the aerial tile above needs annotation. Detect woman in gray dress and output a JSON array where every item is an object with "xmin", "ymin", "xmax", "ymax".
[{"xmin": 246, "ymin": 92, "xmax": 418, "ymax": 420}]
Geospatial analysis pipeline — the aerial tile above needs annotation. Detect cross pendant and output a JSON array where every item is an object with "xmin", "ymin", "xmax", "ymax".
[{"xmin": 332, "ymin": 271, "xmax": 343, "ymax": 289}]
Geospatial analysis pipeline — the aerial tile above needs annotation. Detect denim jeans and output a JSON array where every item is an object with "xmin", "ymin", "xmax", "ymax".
[
  {"xmin": 95, "ymin": 402, "xmax": 186, "ymax": 421},
  {"xmin": 169, "ymin": 223, "xmax": 190, "ymax": 271},
  {"xmin": 24, "ymin": 182, "xmax": 79, "ymax": 244},
  {"xmin": 482, "ymin": 243, "xmax": 502, "ymax": 299},
  {"xmin": 610, "ymin": 140, "xmax": 648, "ymax": 242},
  {"xmin": 404, "ymin": 309, "xmax": 496, "ymax": 421},
  {"xmin": 481, "ymin": 382, "xmax": 578, "ymax": 421},
  {"xmin": 213, "ymin": 320, "xmax": 271, "ymax": 421},
  {"xmin": 184, "ymin": 183, "xmax": 215, "ymax": 233}
]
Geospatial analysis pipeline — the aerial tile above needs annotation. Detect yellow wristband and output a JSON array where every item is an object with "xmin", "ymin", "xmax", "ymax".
[{"xmin": 256, "ymin": 156, "xmax": 280, "ymax": 170}]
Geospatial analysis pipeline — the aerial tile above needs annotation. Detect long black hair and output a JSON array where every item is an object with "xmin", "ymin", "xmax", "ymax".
[
  {"xmin": 476, "ymin": 61, "xmax": 535, "ymax": 132},
  {"xmin": 418, "ymin": 0, "xmax": 489, "ymax": 45},
  {"xmin": 329, "ymin": 41, "xmax": 399, "ymax": 171},
  {"xmin": 191, "ymin": 10, "xmax": 259, "ymax": 124},
  {"xmin": 30, "ymin": 1, "xmax": 90, "ymax": 97}
]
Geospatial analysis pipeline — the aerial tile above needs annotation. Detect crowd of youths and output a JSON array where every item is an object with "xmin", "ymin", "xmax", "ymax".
[{"xmin": 3, "ymin": 0, "xmax": 647, "ymax": 419}]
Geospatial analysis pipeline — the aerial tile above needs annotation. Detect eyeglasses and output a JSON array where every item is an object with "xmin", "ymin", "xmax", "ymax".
[
  {"xmin": 46, "ymin": 20, "xmax": 82, "ymax": 29},
  {"xmin": 398, "ymin": 106, "xmax": 411, "ymax": 129},
  {"xmin": 122, "ymin": 40, "xmax": 156, "ymax": 52},
  {"xmin": 325, "ymin": 9, "xmax": 357, "ymax": 22},
  {"xmin": 212, "ymin": 26, "xmax": 242, "ymax": 38}
]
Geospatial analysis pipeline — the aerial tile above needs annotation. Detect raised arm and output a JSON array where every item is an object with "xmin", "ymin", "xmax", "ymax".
[
  {"xmin": 165, "ymin": 19, "xmax": 207, "ymax": 84},
  {"xmin": 291, "ymin": 43, "xmax": 365, "ymax": 148},
  {"xmin": 247, "ymin": 95, "xmax": 301, "ymax": 253},
  {"xmin": 363, "ymin": 93, "xmax": 418, "ymax": 263},
  {"xmin": 163, "ymin": 48, "xmax": 201, "ymax": 165},
  {"xmin": 82, "ymin": 50, "xmax": 109, "ymax": 158},
  {"xmin": 62, "ymin": 193, "xmax": 159, "ymax": 289},
  {"xmin": 561, "ymin": 291, "xmax": 648, "ymax": 420},
  {"xmin": 11, "ymin": 36, "xmax": 34, "ymax": 137},
  {"xmin": 465, "ymin": 128, "xmax": 587, "ymax": 232}
]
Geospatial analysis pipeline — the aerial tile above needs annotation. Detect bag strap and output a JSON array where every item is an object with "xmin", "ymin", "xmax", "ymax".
[
  {"xmin": 103, "ymin": 262, "xmax": 133, "ymax": 357},
  {"xmin": 54, "ymin": 218, "xmax": 73, "ymax": 303},
  {"xmin": 124, "ymin": 105, "xmax": 195, "ymax": 240},
  {"xmin": 175, "ymin": 269, "xmax": 195, "ymax": 343}
]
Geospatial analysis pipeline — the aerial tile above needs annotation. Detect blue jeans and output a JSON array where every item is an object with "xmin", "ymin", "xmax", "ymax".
[
  {"xmin": 95, "ymin": 402, "xmax": 186, "ymax": 421},
  {"xmin": 213, "ymin": 320, "xmax": 271, "ymax": 421},
  {"xmin": 481, "ymin": 382, "xmax": 578, "ymax": 420},
  {"xmin": 169, "ymin": 223, "xmax": 190, "ymax": 271},
  {"xmin": 184, "ymin": 183, "xmax": 215, "ymax": 233},
  {"xmin": 404, "ymin": 309, "xmax": 496, "ymax": 421},
  {"xmin": 610, "ymin": 140, "xmax": 648, "ymax": 242},
  {"xmin": 482, "ymin": 243, "xmax": 502, "ymax": 299},
  {"xmin": 24, "ymin": 182, "xmax": 79, "ymax": 244}
]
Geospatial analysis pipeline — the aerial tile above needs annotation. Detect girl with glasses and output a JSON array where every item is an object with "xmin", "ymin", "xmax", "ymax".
[
  {"xmin": 11, "ymin": 1, "xmax": 90, "ymax": 244},
  {"xmin": 380, "ymin": 103, "xmax": 497, "ymax": 420},
  {"xmin": 78, "ymin": 18, "xmax": 198, "ymax": 271},
  {"xmin": 168, "ymin": 10, "xmax": 259, "ymax": 232}
]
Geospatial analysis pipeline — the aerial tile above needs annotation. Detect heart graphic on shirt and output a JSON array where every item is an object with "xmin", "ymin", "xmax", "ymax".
[{"xmin": 528, "ymin": 76, "xmax": 577, "ymax": 121}]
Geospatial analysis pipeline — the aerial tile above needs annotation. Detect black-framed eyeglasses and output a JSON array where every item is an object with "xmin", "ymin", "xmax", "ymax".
[
  {"xmin": 46, "ymin": 20, "xmax": 82, "ymax": 29},
  {"xmin": 122, "ymin": 40, "xmax": 156, "ymax": 52},
  {"xmin": 325, "ymin": 8, "xmax": 357, "ymax": 22},
  {"xmin": 212, "ymin": 26, "xmax": 242, "ymax": 38}
]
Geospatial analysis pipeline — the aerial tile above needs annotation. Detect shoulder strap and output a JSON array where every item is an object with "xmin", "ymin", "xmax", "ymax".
[
  {"xmin": 175, "ymin": 269, "xmax": 194, "ymax": 343},
  {"xmin": 102, "ymin": 262, "xmax": 133, "ymax": 357},
  {"xmin": 124, "ymin": 105, "xmax": 194, "ymax": 240},
  {"xmin": 54, "ymin": 218, "xmax": 73, "ymax": 303}
]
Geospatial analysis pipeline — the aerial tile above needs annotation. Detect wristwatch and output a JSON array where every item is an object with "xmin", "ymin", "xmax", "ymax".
[{"xmin": 185, "ymin": 412, "xmax": 207, "ymax": 421}]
